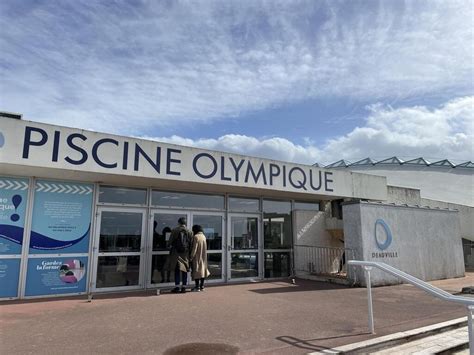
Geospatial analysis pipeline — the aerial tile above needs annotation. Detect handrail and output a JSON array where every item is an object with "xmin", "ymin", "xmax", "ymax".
[
  {"xmin": 349, "ymin": 260, "xmax": 473, "ymax": 305},
  {"xmin": 349, "ymin": 260, "xmax": 474, "ymax": 353}
]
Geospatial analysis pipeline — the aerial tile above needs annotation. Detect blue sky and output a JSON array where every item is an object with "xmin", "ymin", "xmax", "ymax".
[{"xmin": 0, "ymin": 0, "xmax": 472, "ymax": 165}]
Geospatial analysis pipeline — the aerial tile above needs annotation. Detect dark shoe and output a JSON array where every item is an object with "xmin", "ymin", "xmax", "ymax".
[
  {"xmin": 180, "ymin": 287, "xmax": 186, "ymax": 293},
  {"xmin": 171, "ymin": 287, "xmax": 180, "ymax": 293},
  {"xmin": 191, "ymin": 287, "xmax": 200, "ymax": 292},
  {"xmin": 200, "ymin": 287, "xmax": 204, "ymax": 291}
]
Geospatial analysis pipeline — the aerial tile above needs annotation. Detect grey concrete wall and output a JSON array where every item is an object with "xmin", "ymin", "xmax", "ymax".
[
  {"xmin": 293, "ymin": 210, "xmax": 340, "ymax": 247},
  {"xmin": 293, "ymin": 210, "xmax": 343, "ymax": 277},
  {"xmin": 387, "ymin": 185, "xmax": 473, "ymax": 241},
  {"xmin": 343, "ymin": 202, "xmax": 464, "ymax": 286}
]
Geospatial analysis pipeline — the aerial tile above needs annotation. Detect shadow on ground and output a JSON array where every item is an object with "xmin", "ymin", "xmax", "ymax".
[
  {"xmin": 163, "ymin": 343, "xmax": 239, "ymax": 354},
  {"xmin": 250, "ymin": 280, "xmax": 347, "ymax": 294}
]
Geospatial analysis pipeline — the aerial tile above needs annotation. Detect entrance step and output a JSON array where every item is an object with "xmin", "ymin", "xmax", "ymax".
[{"xmin": 310, "ymin": 317, "xmax": 468, "ymax": 354}]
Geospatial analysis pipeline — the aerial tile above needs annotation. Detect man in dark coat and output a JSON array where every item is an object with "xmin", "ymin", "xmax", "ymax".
[{"xmin": 168, "ymin": 217, "xmax": 193, "ymax": 293}]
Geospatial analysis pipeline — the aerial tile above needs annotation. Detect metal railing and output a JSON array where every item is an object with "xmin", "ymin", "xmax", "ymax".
[
  {"xmin": 294, "ymin": 245, "xmax": 355, "ymax": 280},
  {"xmin": 349, "ymin": 260, "xmax": 474, "ymax": 353}
]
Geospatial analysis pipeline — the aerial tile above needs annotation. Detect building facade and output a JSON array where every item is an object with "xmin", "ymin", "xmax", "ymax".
[{"xmin": 1, "ymin": 117, "xmax": 392, "ymax": 299}]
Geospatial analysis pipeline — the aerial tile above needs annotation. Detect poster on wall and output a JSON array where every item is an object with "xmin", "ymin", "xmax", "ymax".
[
  {"xmin": 25, "ymin": 257, "xmax": 88, "ymax": 296},
  {"xmin": 0, "ymin": 258, "xmax": 21, "ymax": 298},
  {"xmin": 0, "ymin": 176, "xmax": 29, "ymax": 255},
  {"xmin": 29, "ymin": 180, "xmax": 93, "ymax": 254}
]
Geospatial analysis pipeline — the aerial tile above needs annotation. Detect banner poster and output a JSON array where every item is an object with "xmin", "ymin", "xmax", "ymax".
[
  {"xmin": 29, "ymin": 180, "xmax": 93, "ymax": 254},
  {"xmin": 0, "ymin": 258, "xmax": 21, "ymax": 298},
  {"xmin": 0, "ymin": 176, "xmax": 29, "ymax": 255},
  {"xmin": 25, "ymin": 257, "xmax": 88, "ymax": 296}
]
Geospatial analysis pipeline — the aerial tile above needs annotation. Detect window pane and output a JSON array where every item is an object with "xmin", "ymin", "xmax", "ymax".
[
  {"xmin": 99, "ymin": 212, "xmax": 142, "ymax": 252},
  {"xmin": 192, "ymin": 215, "xmax": 223, "ymax": 250},
  {"xmin": 150, "ymin": 255, "xmax": 174, "ymax": 284},
  {"xmin": 263, "ymin": 200, "xmax": 291, "ymax": 214},
  {"xmin": 152, "ymin": 191, "xmax": 224, "ymax": 209},
  {"xmin": 294, "ymin": 201, "xmax": 320, "ymax": 211},
  {"xmin": 228, "ymin": 197, "xmax": 260, "ymax": 212},
  {"xmin": 99, "ymin": 186, "xmax": 147, "ymax": 205},
  {"xmin": 231, "ymin": 253, "xmax": 258, "ymax": 278},
  {"xmin": 153, "ymin": 213, "xmax": 185, "ymax": 251},
  {"xmin": 263, "ymin": 200, "xmax": 292, "ymax": 249},
  {"xmin": 207, "ymin": 253, "xmax": 222, "ymax": 280},
  {"xmin": 96, "ymin": 256, "xmax": 140, "ymax": 288},
  {"xmin": 264, "ymin": 252, "xmax": 291, "ymax": 278},
  {"xmin": 231, "ymin": 217, "xmax": 258, "ymax": 249}
]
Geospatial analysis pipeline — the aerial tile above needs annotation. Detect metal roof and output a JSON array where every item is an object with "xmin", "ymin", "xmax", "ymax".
[{"xmin": 322, "ymin": 157, "xmax": 473, "ymax": 169}]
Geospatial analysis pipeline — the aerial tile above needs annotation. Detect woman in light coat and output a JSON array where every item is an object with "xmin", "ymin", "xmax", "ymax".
[{"xmin": 190, "ymin": 225, "xmax": 210, "ymax": 291}]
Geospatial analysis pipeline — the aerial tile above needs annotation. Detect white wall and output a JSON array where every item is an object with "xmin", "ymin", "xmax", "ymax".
[
  {"xmin": 387, "ymin": 185, "xmax": 474, "ymax": 241},
  {"xmin": 343, "ymin": 202, "xmax": 464, "ymax": 286},
  {"xmin": 348, "ymin": 165, "xmax": 473, "ymax": 207},
  {"xmin": 293, "ymin": 210, "xmax": 343, "ymax": 277}
]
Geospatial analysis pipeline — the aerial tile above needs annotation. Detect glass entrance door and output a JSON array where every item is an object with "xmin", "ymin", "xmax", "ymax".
[
  {"xmin": 148, "ymin": 211, "xmax": 190, "ymax": 287},
  {"xmin": 93, "ymin": 207, "xmax": 146, "ymax": 291},
  {"xmin": 191, "ymin": 212, "xmax": 225, "ymax": 282},
  {"xmin": 227, "ymin": 214, "xmax": 261, "ymax": 281}
]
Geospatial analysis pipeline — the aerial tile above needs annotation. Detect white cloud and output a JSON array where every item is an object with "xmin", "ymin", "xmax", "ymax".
[
  {"xmin": 144, "ymin": 96, "xmax": 474, "ymax": 165},
  {"xmin": 0, "ymin": 1, "xmax": 472, "ymax": 132}
]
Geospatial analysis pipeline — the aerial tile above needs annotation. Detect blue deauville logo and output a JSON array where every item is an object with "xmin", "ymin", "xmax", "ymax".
[
  {"xmin": 372, "ymin": 219, "xmax": 398, "ymax": 258},
  {"xmin": 374, "ymin": 219, "xmax": 392, "ymax": 250}
]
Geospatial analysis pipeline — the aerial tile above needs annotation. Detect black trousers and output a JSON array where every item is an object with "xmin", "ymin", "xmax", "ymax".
[{"xmin": 194, "ymin": 278, "xmax": 205, "ymax": 288}]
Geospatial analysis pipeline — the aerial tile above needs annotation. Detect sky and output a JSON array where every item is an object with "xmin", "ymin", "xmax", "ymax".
[{"xmin": 0, "ymin": 0, "xmax": 473, "ymax": 166}]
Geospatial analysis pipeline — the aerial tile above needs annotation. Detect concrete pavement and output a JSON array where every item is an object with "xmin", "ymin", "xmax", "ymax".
[{"xmin": 1, "ymin": 275, "xmax": 472, "ymax": 354}]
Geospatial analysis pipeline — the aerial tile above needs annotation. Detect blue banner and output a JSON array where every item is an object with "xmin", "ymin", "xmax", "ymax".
[
  {"xmin": 25, "ymin": 257, "xmax": 88, "ymax": 296},
  {"xmin": 29, "ymin": 180, "xmax": 93, "ymax": 254},
  {"xmin": 0, "ymin": 177, "xmax": 29, "ymax": 255},
  {"xmin": 0, "ymin": 258, "xmax": 21, "ymax": 298}
]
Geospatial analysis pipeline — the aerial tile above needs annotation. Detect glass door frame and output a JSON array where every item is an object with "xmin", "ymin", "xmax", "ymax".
[
  {"xmin": 226, "ymin": 213, "xmax": 263, "ymax": 282},
  {"xmin": 191, "ymin": 211, "xmax": 226, "ymax": 283},
  {"xmin": 91, "ymin": 206, "xmax": 147, "ymax": 292},
  {"xmin": 147, "ymin": 209, "xmax": 191, "ymax": 288}
]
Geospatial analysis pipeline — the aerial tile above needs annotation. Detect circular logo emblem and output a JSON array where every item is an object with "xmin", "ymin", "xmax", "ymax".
[
  {"xmin": 0, "ymin": 132, "xmax": 4, "ymax": 148},
  {"xmin": 374, "ymin": 219, "xmax": 392, "ymax": 250}
]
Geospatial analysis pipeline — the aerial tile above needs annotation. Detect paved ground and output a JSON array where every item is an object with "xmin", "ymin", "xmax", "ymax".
[{"xmin": 1, "ymin": 274, "xmax": 473, "ymax": 354}]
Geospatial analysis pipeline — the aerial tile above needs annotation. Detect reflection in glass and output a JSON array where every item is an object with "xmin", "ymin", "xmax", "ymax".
[
  {"xmin": 152, "ymin": 191, "xmax": 224, "ymax": 209},
  {"xmin": 264, "ymin": 252, "xmax": 291, "ymax": 278},
  {"xmin": 99, "ymin": 212, "xmax": 142, "ymax": 252},
  {"xmin": 153, "ymin": 213, "xmax": 185, "ymax": 251},
  {"xmin": 207, "ymin": 253, "xmax": 222, "ymax": 280},
  {"xmin": 192, "ymin": 215, "xmax": 222, "ymax": 250},
  {"xmin": 294, "ymin": 201, "xmax": 319, "ymax": 211},
  {"xmin": 231, "ymin": 253, "xmax": 258, "ymax": 278},
  {"xmin": 96, "ymin": 256, "xmax": 140, "ymax": 288},
  {"xmin": 263, "ymin": 200, "xmax": 292, "ymax": 249},
  {"xmin": 231, "ymin": 217, "xmax": 258, "ymax": 249},
  {"xmin": 150, "ymin": 255, "xmax": 174, "ymax": 284},
  {"xmin": 99, "ymin": 186, "xmax": 147, "ymax": 205},
  {"xmin": 228, "ymin": 197, "xmax": 260, "ymax": 212}
]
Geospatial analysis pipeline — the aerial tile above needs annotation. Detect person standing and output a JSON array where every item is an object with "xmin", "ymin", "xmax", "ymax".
[
  {"xmin": 168, "ymin": 217, "xmax": 193, "ymax": 293},
  {"xmin": 190, "ymin": 224, "xmax": 210, "ymax": 292}
]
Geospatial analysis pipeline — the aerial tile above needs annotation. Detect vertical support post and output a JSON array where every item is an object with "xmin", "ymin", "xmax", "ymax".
[
  {"xmin": 364, "ymin": 266, "xmax": 375, "ymax": 334},
  {"xmin": 468, "ymin": 305, "xmax": 474, "ymax": 355}
]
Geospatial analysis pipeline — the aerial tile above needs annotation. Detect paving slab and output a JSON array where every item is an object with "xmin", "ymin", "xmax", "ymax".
[{"xmin": 0, "ymin": 278, "xmax": 471, "ymax": 354}]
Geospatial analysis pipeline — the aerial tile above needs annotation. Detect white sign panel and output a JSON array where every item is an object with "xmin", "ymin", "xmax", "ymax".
[{"xmin": 0, "ymin": 119, "xmax": 385, "ymax": 199}]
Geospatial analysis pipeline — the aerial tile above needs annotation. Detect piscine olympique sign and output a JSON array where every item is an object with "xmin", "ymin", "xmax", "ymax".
[{"xmin": 0, "ymin": 119, "xmax": 385, "ymax": 198}]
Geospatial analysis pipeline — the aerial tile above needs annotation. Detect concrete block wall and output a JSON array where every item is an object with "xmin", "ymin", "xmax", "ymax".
[
  {"xmin": 343, "ymin": 202, "xmax": 464, "ymax": 286},
  {"xmin": 293, "ymin": 210, "xmax": 343, "ymax": 277}
]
